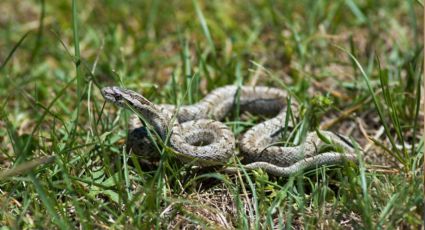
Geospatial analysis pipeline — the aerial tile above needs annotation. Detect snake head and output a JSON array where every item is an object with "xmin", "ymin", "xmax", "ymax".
[
  {"xmin": 101, "ymin": 86, "xmax": 153, "ymax": 108},
  {"xmin": 101, "ymin": 86, "xmax": 169, "ymax": 139}
]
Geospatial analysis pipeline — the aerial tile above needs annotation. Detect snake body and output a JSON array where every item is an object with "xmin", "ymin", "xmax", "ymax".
[{"xmin": 101, "ymin": 85, "xmax": 357, "ymax": 176}]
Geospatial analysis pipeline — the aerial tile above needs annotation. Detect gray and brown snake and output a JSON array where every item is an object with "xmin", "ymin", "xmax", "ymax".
[{"xmin": 101, "ymin": 85, "xmax": 358, "ymax": 176}]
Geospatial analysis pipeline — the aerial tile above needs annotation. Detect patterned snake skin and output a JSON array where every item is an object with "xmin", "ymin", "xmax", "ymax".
[{"xmin": 101, "ymin": 85, "xmax": 358, "ymax": 176}]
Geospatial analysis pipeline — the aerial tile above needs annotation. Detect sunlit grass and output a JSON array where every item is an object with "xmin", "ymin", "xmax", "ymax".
[{"xmin": 0, "ymin": 0, "xmax": 423, "ymax": 228}]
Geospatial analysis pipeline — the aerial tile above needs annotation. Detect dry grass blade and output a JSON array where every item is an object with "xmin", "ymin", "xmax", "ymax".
[{"xmin": 0, "ymin": 156, "xmax": 55, "ymax": 181}]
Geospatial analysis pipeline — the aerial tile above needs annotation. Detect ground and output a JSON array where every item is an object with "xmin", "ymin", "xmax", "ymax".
[{"xmin": 0, "ymin": 0, "xmax": 423, "ymax": 229}]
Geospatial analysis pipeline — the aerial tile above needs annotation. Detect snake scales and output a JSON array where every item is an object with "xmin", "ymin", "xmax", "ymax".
[{"xmin": 101, "ymin": 85, "xmax": 358, "ymax": 176}]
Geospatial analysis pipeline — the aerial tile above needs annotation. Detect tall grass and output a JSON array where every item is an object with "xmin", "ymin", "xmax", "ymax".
[{"xmin": 0, "ymin": 0, "xmax": 422, "ymax": 228}]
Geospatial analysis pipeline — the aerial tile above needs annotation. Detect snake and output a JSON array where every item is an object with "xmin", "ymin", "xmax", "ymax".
[{"xmin": 101, "ymin": 85, "xmax": 358, "ymax": 176}]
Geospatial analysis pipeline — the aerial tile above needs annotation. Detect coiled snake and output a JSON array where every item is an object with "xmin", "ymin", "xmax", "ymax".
[{"xmin": 101, "ymin": 85, "xmax": 358, "ymax": 176}]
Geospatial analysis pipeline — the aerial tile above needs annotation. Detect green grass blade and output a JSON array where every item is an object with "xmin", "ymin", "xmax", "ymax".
[
  {"xmin": 29, "ymin": 174, "xmax": 72, "ymax": 228},
  {"xmin": 30, "ymin": 0, "xmax": 45, "ymax": 63},
  {"xmin": 0, "ymin": 32, "xmax": 30, "ymax": 71},
  {"xmin": 192, "ymin": 0, "xmax": 216, "ymax": 55},
  {"xmin": 335, "ymin": 45, "xmax": 407, "ymax": 167}
]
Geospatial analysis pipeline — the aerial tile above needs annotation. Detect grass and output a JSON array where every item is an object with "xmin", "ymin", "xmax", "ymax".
[{"xmin": 0, "ymin": 0, "xmax": 423, "ymax": 229}]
